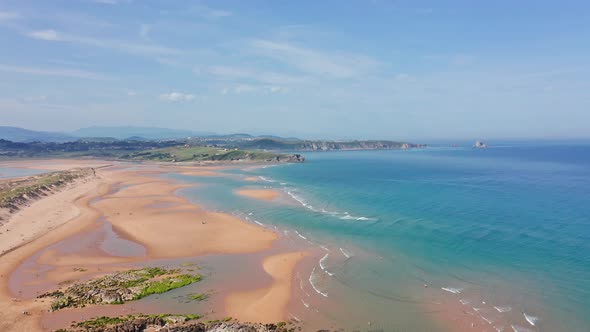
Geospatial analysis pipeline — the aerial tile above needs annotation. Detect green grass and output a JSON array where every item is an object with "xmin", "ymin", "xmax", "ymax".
[
  {"xmin": 0, "ymin": 168, "xmax": 92, "ymax": 209},
  {"xmin": 120, "ymin": 145, "xmax": 289, "ymax": 163},
  {"xmin": 75, "ymin": 316, "xmax": 128, "ymax": 329},
  {"xmin": 135, "ymin": 274, "xmax": 202, "ymax": 300}
]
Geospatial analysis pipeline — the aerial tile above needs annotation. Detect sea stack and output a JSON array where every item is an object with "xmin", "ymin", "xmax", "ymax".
[{"xmin": 474, "ymin": 140, "xmax": 487, "ymax": 148}]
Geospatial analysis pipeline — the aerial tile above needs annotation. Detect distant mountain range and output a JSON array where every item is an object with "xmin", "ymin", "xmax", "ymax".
[
  {"xmin": 0, "ymin": 126, "xmax": 303, "ymax": 143},
  {"xmin": 0, "ymin": 126, "xmax": 212, "ymax": 142},
  {"xmin": 0, "ymin": 126, "xmax": 75, "ymax": 143},
  {"xmin": 0, "ymin": 126, "xmax": 424, "ymax": 152}
]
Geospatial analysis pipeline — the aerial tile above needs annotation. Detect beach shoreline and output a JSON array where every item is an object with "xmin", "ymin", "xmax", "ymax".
[{"xmin": 0, "ymin": 160, "xmax": 309, "ymax": 331}]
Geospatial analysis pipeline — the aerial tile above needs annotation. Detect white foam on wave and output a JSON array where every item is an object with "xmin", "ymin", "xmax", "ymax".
[
  {"xmin": 253, "ymin": 220, "xmax": 264, "ymax": 227},
  {"xmin": 295, "ymin": 230, "xmax": 307, "ymax": 240},
  {"xmin": 459, "ymin": 299, "xmax": 471, "ymax": 305},
  {"xmin": 258, "ymin": 176, "xmax": 275, "ymax": 182},
  {"xmin": 523, "ymin": 313, "xmax": 538, "ymax": 326},
  {"xmin": 480, "ymin": 315, "xmax": 494, "ymax": 324},
  {"xmin": 248, "ymin": 212, "xmax": 253, "ymax": 216},
  {"xmin": 511, "ymin": 325, "xmax": 534, "ymax": 332},
  {"xmin": 301, "ymin": 299, "xmax": 310, "ymax": 308},
  {"xmin": 309, "ymin": 267, "xmax": 328, "ymax": 297},
  {"xmin": 339, "ymin": 247, "xmax": 352, "ymax": 258},
  {"xmin": 284, "ymin": 188, "xmax": 377, "ymax": 221},
  {"xmin": 280, "ymin": 182, "xmax": 287, "ymax": 185},
  {"xmin": 289, "ymin": 313, "xmax": 301, "ymax": 322},
  {"xmin": 494, "ymin": 306, "xmax": 512, "ymax": 313},
  {"xmin": 319, "ymin": 253, "xmax": 334, "ymax": 276},
  {"xmin": 442, "ymin": 287, "xmax": 463, "ymax": 294},
  {"xmin": 286, "ymin": 190, "xmax": 317, "ymax": 212},
  {"xmin": 338, "ymin": 214, "xmax": 377, "ymax": 221}
]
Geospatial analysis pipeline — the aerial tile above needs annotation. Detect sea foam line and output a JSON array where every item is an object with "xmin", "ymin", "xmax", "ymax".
[
  {"xmin": 339, "ymin": 247, "xmax": 352, "ymax": 258},
  {"xmin": 494, "ymin": 306, "xmax": 512, "ymax": 313},
  {"xmin": 284, "ymin": 188, "xmax": 377, "ymax": 221},
  {"xmin": 442, "ymin": 287, "xmax": 463, "ymax": 294},
  {"xmin": 523, "ymin": 313, "xmax": 538, "ymax": 326},
  {"xmin": 286, "ymin": 190, "xmax": 317, "ymax": 212},
  {"xmin": 253, "ymin": 220, "xmax": 264, "ymax": 227},
  {"xmin": 309, "ymin": 267, "xmax": 328, "ymax": 297},
  {"xmin": 511, "ymin": 325, "xmax": 534, "ymax": 332},
  {"xmin": 295, "ymin": 230, "xmax": 307, "ymax": 240},
  {"xmin": 258, "ymin": 176, "xmax": 275, "ymax": 182},
  {"xmin": 319, "ymin": 253, "xmax": 334, "ymax": 276},
  {"xmin": 301, "ymin": 299, "xmax": 310, "ymax": 308}
]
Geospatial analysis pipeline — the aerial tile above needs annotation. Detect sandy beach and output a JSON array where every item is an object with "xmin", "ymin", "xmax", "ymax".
[
  {"xmin": 0, "ymin": 160, "xmax": 305, "ymax": 331},
  {"xmin": 225, "ymin": 251, "xmax": 308, "ymax": 323},
  {"xmin": 235, "ymin": 188, "xmax": 281, "ymax": 201}
]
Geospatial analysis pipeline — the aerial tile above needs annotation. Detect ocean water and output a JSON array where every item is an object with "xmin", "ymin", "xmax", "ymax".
[{"xmin": 173, "ymin": 143, "xmax": 590, "ymax": 331}]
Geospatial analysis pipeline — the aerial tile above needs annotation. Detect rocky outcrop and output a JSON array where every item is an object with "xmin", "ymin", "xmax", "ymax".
[
  {"xmin": 39, "ymin": 267, "xmax": 202, "ymax": 311},
  {"xmin": 57, "ymin": 316, "xmax": 299, "ymax": 332},
  {"xmin": 274, "ymin": 154, "xmax": 304, "ymax": 163},
  {"xmin": 240, "ymin": 138, "xmax": 426, "ymax": 152}
]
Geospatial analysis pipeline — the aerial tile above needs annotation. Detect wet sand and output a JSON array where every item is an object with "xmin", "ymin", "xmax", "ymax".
[
  {"xmin": 243, "ymin": 176, "xmax": 260, "ymax": 181},
  {"xmin": 0, "ymin": 161, "xmax": 298, "ymax": 331},
  {"xmin": 235, "ymin": 189, "xmax": 280, "ymax": 201},
  {"xmin": 225, "ymin": 251, "xmax": 308, "ymax": 323}
]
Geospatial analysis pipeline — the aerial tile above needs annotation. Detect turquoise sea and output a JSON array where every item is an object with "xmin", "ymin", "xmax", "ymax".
[{"xmin": 174, "ymin": 142, "xmax": 590, "ymax": 331}]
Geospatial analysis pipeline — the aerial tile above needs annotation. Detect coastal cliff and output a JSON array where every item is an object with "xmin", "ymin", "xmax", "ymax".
[{"xmin": 238, "ymin": 138, "xmax": 426, "ymax": 151}]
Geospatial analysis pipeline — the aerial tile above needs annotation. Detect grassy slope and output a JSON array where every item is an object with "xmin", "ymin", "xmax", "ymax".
[{"xmin": 0, "ymin": 168, "xmax": 93, "ymax": 210}]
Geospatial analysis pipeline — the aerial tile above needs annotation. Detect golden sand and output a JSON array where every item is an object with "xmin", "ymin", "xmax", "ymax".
[
  {"xmin": 0, "ymin": 161, "xmax": 282, "ymax": 331},
  {"xmin": 225, "ymin": 251, "xmax": 308, "ymax": 323},
  {"xmin": 235, "ymin": 188, "xmax": 280, "ymax": 201}
]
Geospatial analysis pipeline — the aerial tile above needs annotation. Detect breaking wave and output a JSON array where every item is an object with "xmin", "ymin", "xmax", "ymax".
[
  {"xmin": 511, "ymin": 325, "xmax": 534, "ymax": 332},
  {"xmin": 309, "ymin": 267, "xmax": 328, "ymax": 297},
  {"xmin": 494, "ymin": 306, "xmax": 512, "ymax": 313},
  {"xmin": 523, "ymin": 313, "xmax": 538, "ymax": 326},
  {"xmin": 295, "ymin": 230, "xmax": 307, "ymax": 240},
  {"xmin": 319, "ymin": 253, "xmax": 334, "ymax": 276},
  {"xmin": 441, "ymin": 287, "xmax": 463, "ymax": 294},
  {"xmin": 339, "ymin": 247, "xmax": 352, "ymax": 258}
]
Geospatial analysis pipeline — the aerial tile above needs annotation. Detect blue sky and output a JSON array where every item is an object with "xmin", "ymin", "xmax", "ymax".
[{"xmin": 0, "ymin": 0, "xmax": 588, "ymax": 140}]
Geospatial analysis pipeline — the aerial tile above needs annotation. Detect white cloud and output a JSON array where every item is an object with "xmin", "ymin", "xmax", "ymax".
[
  {"xmin": 159, "ymin": 92, "xmax": 195, "ymax": 102},
  {"xmin": 27, "ymin": 29, "xmax": 60, "ymax": 41},
  {"xmin": 0, "ymin": 11, "xmax": 20, "ymax": 21},
  {"xmin": 0, "ymin": 64, "xmax": 108, "ymax": 80},
  {"xmin": 127, "ymin": 90, "xmax": 137, "ymax": 96},
  {"xmin": 250, "ymin": 39, "xmax": 379, "ymax": 78},
  {"xmin": 268, "ymin": 86, "xmax": 285, "ymax": 93},
  {"xmin": 219, "ymin": 85, "xmax": 287, "ymax": 95},
  {"xmin": 191, "ymin": 5, "xmax": 232, "ymax": 19},
  {"xmin": 24, "ymin": 29, "xmax": 180, "ymax": 56}
]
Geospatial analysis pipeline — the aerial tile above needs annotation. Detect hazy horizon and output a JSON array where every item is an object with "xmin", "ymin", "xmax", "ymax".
[{"xmin": 1, "ymin": 1, "xmax": 589, "ymax": 140}]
